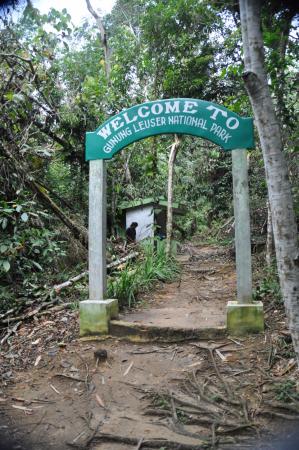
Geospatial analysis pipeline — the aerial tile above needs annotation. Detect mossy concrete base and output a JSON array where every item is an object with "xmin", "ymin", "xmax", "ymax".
[
  {"xmin": 226, "ymin": 301, "xmax": 264, "ymax": 335},
  {"xmin": 79, "ymin": 299, "xmax": 119, "ymax": 337},
  {"xmin": 105, "ymin": 298, "xmax": 119, "ymax": 320}
]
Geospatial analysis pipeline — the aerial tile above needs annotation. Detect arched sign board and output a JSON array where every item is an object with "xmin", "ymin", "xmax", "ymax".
[
  {"xmin": 86, "ymin": 98, "xmax": 254, "ymax": 160},
  {"xmin": 80, "ymin": 99, "xmax": 262, "ymax": 339}
]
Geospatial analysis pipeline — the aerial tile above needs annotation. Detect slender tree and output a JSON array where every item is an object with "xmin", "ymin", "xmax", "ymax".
[
  {"xmin": 166, "ymin": 134, "xmax": 181, "ymax": 258},
  {"xmin": 239, "ymin": 0, "xmax": 299, "ymax": 363}
]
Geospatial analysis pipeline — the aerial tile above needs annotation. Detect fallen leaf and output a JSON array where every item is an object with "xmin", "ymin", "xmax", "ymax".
[
  {"xmin": 34, "ymin": 355, "xmax": 42, "ymax": 367},
  {"xmin": 215, "ymin": 349, "xmax": 227, "ymax": 361},
  {"xmin": 95, "ymin": 393, "xmax": 105, "ymax": 408},
  {"xmin": 49, "ymin": 384, "xmax": 61, "ymax": 395}
]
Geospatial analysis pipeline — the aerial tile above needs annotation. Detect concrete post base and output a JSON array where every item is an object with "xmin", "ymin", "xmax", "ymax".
[
  {"xmin": 105, "ymin": 298, "xmax": 119, "ymax": 320},
  {"xmin": 79, "ymin": 299, "xmax": 119, "ymax": 337},
  {"xmin": 226, "ymin": 301, "xmax": 264, "ymax": 335}
]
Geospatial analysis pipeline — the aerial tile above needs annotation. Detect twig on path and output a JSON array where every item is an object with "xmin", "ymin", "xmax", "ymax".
[
  {"xmin": 170, "ymin": 394, "xmax": 178, "ymax": 423},
  {"xmin": 188, "ymin": 374, "xmax": 241, "ymax": 419},
  {"xmin": 227, "ymin": 338, "xmax": 244, "ymax": 346},
  {"xmin": 129, "ymin": 349, "xmax": 172, "ymax": 355},
  {"xmin": 232, "ymin": 369, "xmax": 252, "ymax": 377},
  {"xmin": 242, "ymin": 399, "xmax": 249, "ymax": 423},
  {"xmin": 49, "ymin": 384, "xmax": 61, "ymax": 395},
  {"xmin": 211, "ymin": 422, "xmax": 217, "ymax": 448},
  {"xmin": 0, "ymin": 306, "xmax": 19, "ymax": 320},
  {"xmin": 52, "ymin": 373, "xmax": 86, "ymax": 383},
  {"xmin": 135, "ymin": 436, "xmax": 144, "ymax": 450},
  {"xmin": 123, "ymin": 361, "xmax": 134, "ymax": 376},
  {"xmin": 208, "ymin": 348, "xmax": 233, "ymax": 399},
  {"xmin": 11, "ymin": 397, "xmax": 55, "ymax": 405},
  {"xmin": 0, "ymin": 321, "xmax": 22, "ymax": 345},
  {"xmin": 72, "ymin": 431, "xmax": 86, "ymax": 444}
]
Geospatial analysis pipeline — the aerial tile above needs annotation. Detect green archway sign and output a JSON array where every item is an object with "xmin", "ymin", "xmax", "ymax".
[
  {"xmin": 86, "ymin": 98, "xmax": 254, "ymax": 160},
  {"xmin": 81, "ymin": 98, "xmax": 264, "ymax": 339}
]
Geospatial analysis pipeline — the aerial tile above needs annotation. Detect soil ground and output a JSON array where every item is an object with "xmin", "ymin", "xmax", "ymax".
[
  {"xmin": 0, "ymin": 243, "xmax": 298, "ymax": 450},
  {"xmin": 120, "ymin": 245, "xmax": 230, "ymax": 330}
]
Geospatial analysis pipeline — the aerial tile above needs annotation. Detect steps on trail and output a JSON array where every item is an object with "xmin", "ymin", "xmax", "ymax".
[
  {"xmin": 110, "ymin": 319, "xmax": 226, "ymax": 342},
  {"xmin": 110, "ymin": 245, "xmax": 232, "ymax": 341}
]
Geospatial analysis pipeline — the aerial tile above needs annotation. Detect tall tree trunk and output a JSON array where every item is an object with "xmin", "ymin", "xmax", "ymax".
[
  {"xmin": 239, "ymin": 0, "xmax": 299, "ymax": 362},
  {"xmin": 110, "ymin": 173, "xmax": 117, "ymax": 235},
  {"xmin": 265, "ymin": 199, "xmax": 274, "ymax": 267},
  {"xmin": 122, "ymin": 150, "xmax": 133, "ymax": 185},
  {"xmin": 166, "ymin": 135, "xmax": 181, "ymax": 258},
  {"xmin": 85, "ymin": 0, "xmax": 111, "ymax": 78}
]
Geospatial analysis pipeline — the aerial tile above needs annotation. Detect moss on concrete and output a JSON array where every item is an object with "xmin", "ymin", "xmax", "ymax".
[
  {"xmin": 227, "ymin": 301, "xmax": 264, "ymax": 336},
  {"xmin": 79, "ymin": 300, "xmax": 109, "ymax": 337},
  {"xmin": 105, "ymin": 298, "xmax": 119, "ymax": 320}
]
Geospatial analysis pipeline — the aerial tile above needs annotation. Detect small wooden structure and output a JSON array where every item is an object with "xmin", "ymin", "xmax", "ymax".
[{"xmin": 120, "ymin": 197, "xmax": 185, "ymax": 242}]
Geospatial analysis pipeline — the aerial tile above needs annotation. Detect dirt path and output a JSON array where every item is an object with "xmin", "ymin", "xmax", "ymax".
[
  {"xmin": 119, "ymin": 244, "xmax": 233, "ymax": 330},
  {"xmin": 1, "ymin": 244, "xmax": 298, "ymax": 450}
]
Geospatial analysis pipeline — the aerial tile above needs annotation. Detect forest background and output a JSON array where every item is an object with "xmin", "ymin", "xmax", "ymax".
[{"xmin": 0, "ymin": 0, "xmax": 298, "ymax": 315}]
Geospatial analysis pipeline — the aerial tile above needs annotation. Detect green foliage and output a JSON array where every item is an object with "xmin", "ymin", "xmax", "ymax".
[
  {"xmin": 275, "ymin": 380, "xmax": 299, "ymax": 402},
  {"xmin": 253, "ymin": 264, "xmax": 282, "ymax": 304},
  {"xmin": 276, "ymin": 335, "xmax": 296, "ymax": 359},
  {"xmin": 108, "ymin": 240, "xmax": 179, "ymax": 308},
  {"xmin": 0, "ymin": 198, "xmax": 66, "ymax": 310}
]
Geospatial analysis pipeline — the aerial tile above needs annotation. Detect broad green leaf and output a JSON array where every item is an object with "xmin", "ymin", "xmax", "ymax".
[
  {"xmin": 1, "ymin": 218, "xmax": 8, "ymax": 229},
  {"xmin": 2, "ymin": 260, "xmax": 10, "ymax": 272}
]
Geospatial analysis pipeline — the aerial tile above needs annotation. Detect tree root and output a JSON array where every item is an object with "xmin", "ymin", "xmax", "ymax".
[{"xmin": 67, "ymin": 432, "xmax": 211, "ymax": 449}]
